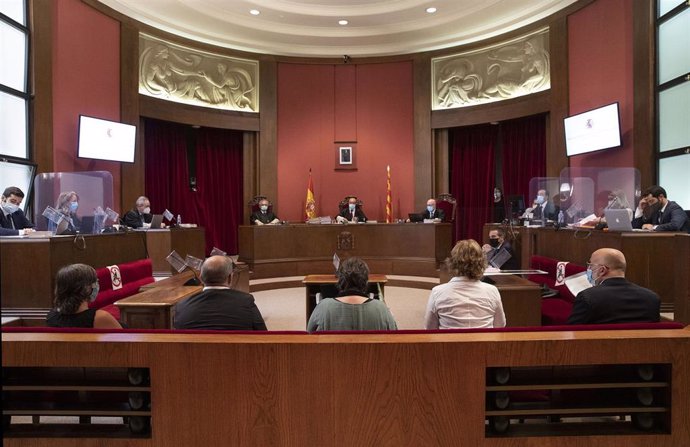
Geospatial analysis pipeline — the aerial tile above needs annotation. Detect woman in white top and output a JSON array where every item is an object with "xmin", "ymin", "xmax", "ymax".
[{"xmin": 425, "ymin": 239, "xmax": 506, "ymax": 329}]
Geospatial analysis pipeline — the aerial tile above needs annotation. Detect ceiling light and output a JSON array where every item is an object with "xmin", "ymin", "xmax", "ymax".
[
  {"xmin": 249, "ymin": 9, "xmax": 260, "ymax": 16},
  {"xmin": 426, "ymin": 7, "xmax": 437, "ymax": 14},
  {"xmin": 338, "ymin": 19, "xmax": 348, "ymax": 25}
]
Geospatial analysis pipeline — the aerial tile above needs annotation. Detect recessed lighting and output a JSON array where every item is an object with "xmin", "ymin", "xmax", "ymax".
[
  {"xmin": 250, "ymin": 9, "xmax": 260, "ymax": 16},
  {"xmin": 426, "ymin": 7, "xmax": 437, "ymax": 14},
  {"xmin": 338, "ymin": 19, "xmax": 348, "ymax": 25}
]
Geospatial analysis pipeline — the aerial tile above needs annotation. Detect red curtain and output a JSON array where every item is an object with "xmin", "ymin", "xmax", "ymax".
[
  {"xmin": 501, "ymin": 114, "xmax": 547, "ymax": 212},
  {"xmin": 144, "ymin": 119, "xmax": 243, "ymax": 255},
  {"xmin": 449, "ymin": 124, "xmax": 497, "ymax": 244}
]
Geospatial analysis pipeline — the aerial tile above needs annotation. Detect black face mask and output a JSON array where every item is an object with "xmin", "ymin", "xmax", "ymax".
[{"xmin": 489, "ymin": 238, "xmax": 500, "ymax": 248}]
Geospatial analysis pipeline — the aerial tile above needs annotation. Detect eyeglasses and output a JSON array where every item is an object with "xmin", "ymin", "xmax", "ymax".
[{"xmin": 586, "ymin": 262, "xmax": 607, "ymax": 269}]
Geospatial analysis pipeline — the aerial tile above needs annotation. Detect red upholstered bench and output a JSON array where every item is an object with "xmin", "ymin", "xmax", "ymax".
[
  {"xmin": 526, "ymin": 255, "xmax": 586, "ymax": 326},
  {"xmin": 89, "ymin": 259, "xmax": 155, "ymax": 321}
]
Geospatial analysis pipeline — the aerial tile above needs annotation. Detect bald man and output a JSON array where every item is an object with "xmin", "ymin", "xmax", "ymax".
[
  {"xmin": 567, "ymin": 248, "xmax": 660, "ymax": 324},
  {"xmin": 173, "ymin": 256, "xmax": 267, "ymax": 330}
]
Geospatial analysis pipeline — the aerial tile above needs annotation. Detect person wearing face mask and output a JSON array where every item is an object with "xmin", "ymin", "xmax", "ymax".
[
  {"xmin": 481, "ymin": 228, "xmax": 518, "ymax": 270},
  {"xmin": 567, "ymin": 248, "xmax": 660, "ymax": 325},
  {"xmin": 528, "ymin": 189, "xmax": 558, "ymax": 221},
  {"xmin": 250, "ymin": 198, "xmax": 281, "ymax": 225},
  {"xmin": 123, "ymin": 196, "xmax": 154, "ymax": 229},
  {"xmin": 54, "ymin": 191, "xmax": 81, "ymax": 232},
  {"xmin": 632, "ymin": 185, "xmax": 689, "ymax": 232},
  {"xmin": 0, "ymin": 186, "xmax": 35, "ymax": 236},
  {"xmin": 421, "ymin": 198, "xmax": 445, "ymax": 222},
  {"xmin": 46, "ymin": 263, "xmax": 122, "ymax": 329},
  {"xmin": 336, "ymin": 196, "xmax": 367, "ymax": 223}
]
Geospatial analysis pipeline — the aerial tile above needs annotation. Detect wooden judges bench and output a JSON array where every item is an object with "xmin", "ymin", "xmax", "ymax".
[
  {"xmin": 484, "ymin": 224, "xmax": 690, "ymax": 324},
  {"xmin": 3, "ymin": 326, "xmax": 689, "ymax": 446},
  {"xmin": 0, "ymin": 229, "xmax": 205, "ymax": 319},
  {"xmin": 239, "ymin": 223, "xmax": 452, "ymax": 278}
]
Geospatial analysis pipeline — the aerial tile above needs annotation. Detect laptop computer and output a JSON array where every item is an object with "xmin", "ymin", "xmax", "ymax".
[
  {"xmin": 604, "ymin": 209, "xmax": 633, "ymax": 231},
  {"xmin": 149, "ymin": 214, "xmax": 164, "ymax": 229},
  {"xmin": 78, "ymin": 215, "xmax": 96, "ymax": 234},
  {"xmin": 408, "ymin": 213, "xmax": 424, "ymax": 223}
]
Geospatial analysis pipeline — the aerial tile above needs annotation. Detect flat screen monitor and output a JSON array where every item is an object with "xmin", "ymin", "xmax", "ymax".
[
  {"xmin": 506, "ymin": 195, "xmax": 525, "ymax": 215},
  {"xmin": 564, "ymin": 103, "xmax": 621, "ymax": 157},
  {"xmin": 77, "ymin": 115, "xmax": 136, "ymax": 163}
]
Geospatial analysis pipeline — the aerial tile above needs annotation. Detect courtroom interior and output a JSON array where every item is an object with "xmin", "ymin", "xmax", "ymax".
[{"xmin": 2, "ymin": 0, "xmax": 690, "ymax": 445}]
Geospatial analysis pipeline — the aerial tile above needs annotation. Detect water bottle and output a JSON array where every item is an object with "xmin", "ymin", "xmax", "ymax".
[{"xmin": 177, "ymin": 214, "xmax": 182, "ymax": 226}]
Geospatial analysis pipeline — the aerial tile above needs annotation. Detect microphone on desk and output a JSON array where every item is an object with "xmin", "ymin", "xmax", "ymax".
[{"xmin": 183, "ymin": 267, "xmax": 201, "ymax": 286}]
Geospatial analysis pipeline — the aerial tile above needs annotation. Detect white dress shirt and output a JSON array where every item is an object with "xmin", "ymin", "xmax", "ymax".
[{"xmin": 425, "ymin": 276, "xmax": 506, "ymax": 329}]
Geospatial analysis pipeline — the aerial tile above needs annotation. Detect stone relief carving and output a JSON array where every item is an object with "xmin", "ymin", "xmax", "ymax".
[
  {"xmin": 139, "ymin": 34, "xmax": 259, "ymax": 112},
  {"xmin": 432, "ymin": 28, "xmax": 550, "ymax": 109},
  {"xmin": 337, "ymin": 232, "xmax": 354, "ymax": 251}
]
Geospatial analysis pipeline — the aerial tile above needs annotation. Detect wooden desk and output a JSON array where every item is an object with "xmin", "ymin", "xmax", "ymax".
[
  {"xmin": 0, "ymin": 232, "xmax": 148, "ymax": 311},
  {"xmin": 140, "ymin": 228, "xmax": 206, "ymax": 275},
  {"xmin": 240, "ymin": 223, "xmax": 452, "ymax": 278},
  {"xmin": 439, "ymin": 270, "xmax": 542, "ymax": 327},
  {"xmin": 483, "ymin": 225, "xmax": 690, "ymax": 321},
  {"xmin": 139, "ymin": 262, "xmax": 251, "ymax": 293},
  {"xmin": 115, "ymin": 285, "xmax": 202, "ymax": 329},
  {"xmin": 303, "ymin": 274, "xmax": 388, "ymax": 322}
]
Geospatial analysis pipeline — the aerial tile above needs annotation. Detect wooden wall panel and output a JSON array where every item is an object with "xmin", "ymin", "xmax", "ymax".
[{"xmin": 30, "ymin": 0, "xmax": 54, "ymax": 174}]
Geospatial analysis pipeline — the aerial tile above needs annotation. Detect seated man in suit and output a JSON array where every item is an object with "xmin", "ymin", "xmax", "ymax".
[
  {"xmin": 422, "ymin": 198, "xmax": 445, "ymax": 222},
  {"xmin": 250, "ymin": 198, "xmax": 280, "ymax": 225},
  {"xmin": 632, "ymin": 185, "xmax": 689, "ymax": 232},
  {"xmin": 122, "ymin": 196, "xmax": 154, "ymax": 228},
  {"xmin": 336, "ymin": 196, "xmax": 367, "ymax": 223},
  {"xmin": 0, "ymin": 186, "xmax": 35, "ymax": 236},
  {"xmin": 567, "ymin": 248, "xmax": 660, "ymax": 325},
  {"xmin": 481, "ymin": 228, "xmax": 518, "ymax": 270},
  {"xmin": 524, "ymin": 189, "xmax": 558, "ymax": 221},
  {"xmin": 173, "ymin": 255, "xmax": 267, "ymax": 331}
]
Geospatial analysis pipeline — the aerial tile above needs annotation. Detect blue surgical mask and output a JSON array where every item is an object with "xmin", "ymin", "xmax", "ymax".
[
  {"xmin": 535, "ymin": 196, "xmax": 545, "ymax": 205},
  {"xmin": 349, "ymin": 204, "xmax": 356, "ymax": 211},
  {"xmin": 70, "ymin": 201, "xmax": 79, "ymax": 212},
  {"xmin": 586, "ymin": 268, "xmax": 596, "ymax": 286},
  {"xmin": 427, "ymin": 205, "xmax": 434, "ymax": 213},
  {"xmin": 2, "ymin": 202, "xmax": 19, "ymax": 214},
  {"xmin": 260, "ymin": 205, "xmax": 268, "ymax": 212},
  {"xmin": 89, "ymin": 282, "xmax": 100, "ymax": 302}
]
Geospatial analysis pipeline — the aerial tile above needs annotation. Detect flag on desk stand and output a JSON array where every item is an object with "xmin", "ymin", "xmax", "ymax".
[
  {"xmin": 305, "ymin": 169, "xmax": 317, "ymax": 220},
  {"xmin": 385, "ymin": 165, "xmax": 392, "ymax": 223}
]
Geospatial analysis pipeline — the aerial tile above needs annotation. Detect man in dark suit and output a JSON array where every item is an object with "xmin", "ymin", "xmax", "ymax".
[
  {"xmin": 530, "ymin": 189, "xmax": 558, "ymax": 221},
  {"xmin": 250, "ymin": 198, "xmax": 280, "ymax": 225},
  {"xmin": 0, "ymin": 186, "xmax": 35, "ymax": 236},
  {"xmin": 122, "ymin": 196, "xmax": 153, "ymax": 229},
  {"xmin": 173, "ymin": 256, "xmax": 267, "ymax": 331},
  {"xmin": 336, "ymin": 196, "xmax": 368, "ymax": 223},
  {"xmin": 567, "ymin": 248, "xmax": 660, "ymax": 325},
  {"xmin": 421, "ymin": 198, "xmax": 446, "ymax": 221},
  {"xmin": 632, "ymin": 185, "xmax": 689, "ymax": 232},
  {"xmin": 482, "ymin": 228, "xmax": 518, "ymax": 270}
]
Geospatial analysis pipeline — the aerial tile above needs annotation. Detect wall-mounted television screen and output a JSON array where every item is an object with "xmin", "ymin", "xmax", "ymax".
[
  {"xmin": 564, "ymin": 103, "xmax": 621, "ymax": 157},
  {"xmin": 77, "ymin": 115, "xmax": 136, "ymax": 163}
]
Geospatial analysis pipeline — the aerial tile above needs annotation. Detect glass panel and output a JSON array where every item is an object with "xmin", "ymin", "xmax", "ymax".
[
  {"xmin": 0, "ymin": 91, "xmax": 28, "ymax": 158},
  {"xmin": 0, "ymin": 22, "xmax": 27, "ymax": 92},
  {"xmin": 0, "ymin": 0, "xmax": 25, "ymax": 25},
  {"xmin": 659, "ymin": 154, "xmax": 690, "ymax": 210},
  {"xmin": 659, "ymin": 0, "xmax": 685, "ymax": 17},
  {"xmin": 659, "ymin": 81, "xmax": 690, "ymax": 152},
  {"xmin": 658, "ymin": 9, "xmax": 690, "ymax": 84}
]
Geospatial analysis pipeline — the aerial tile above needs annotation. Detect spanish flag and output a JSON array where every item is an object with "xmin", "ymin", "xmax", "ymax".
[
  {"xmin": 305, "ymin": 169, "xmax": 317, "ymax": 220},
  {"xmin": 386, "ymin": 165, "xmax": 392, "ymax": 223}
]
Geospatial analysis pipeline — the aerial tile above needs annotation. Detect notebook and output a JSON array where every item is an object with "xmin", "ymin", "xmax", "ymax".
[
  {"xmin": 149, "ymin": 214, "xmax": 164, "ymax": 229},
  {"xmin": 604, "ymin": 209, "xmax": 633, "ymax": 232}
]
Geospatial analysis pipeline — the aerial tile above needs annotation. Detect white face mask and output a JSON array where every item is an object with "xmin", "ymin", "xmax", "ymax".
[
  {"xmin": 2, "ymin": 201, "xmax": 19, "ymax": 214},
  {"xmin": 260, "ymin": 205, "xmax": 268, "ymax": 212},
  {"xmin": 143, "ymin": 207, "xmax": 151, "ymax": 215},
  {"xmin": 349, "ymin": 203, "xmax": 356, "ymax": 211}
]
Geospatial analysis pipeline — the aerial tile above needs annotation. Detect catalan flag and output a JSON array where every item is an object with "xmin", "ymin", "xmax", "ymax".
[
  {"xmin": 305, "ymin": 169, "xmax": 317, "ymax": 220},
  {"xmin": 386, "ymin": 165, "xmax": 392, "ymax": 223}
]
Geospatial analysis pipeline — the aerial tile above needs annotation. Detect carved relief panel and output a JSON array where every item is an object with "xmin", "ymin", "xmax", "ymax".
[
  {"xmin": 432, "ymin": 28, "xmax": 550, "ymax": 110},
  {"xmin": 139, "ymin": 34, "xmax": 259, "ymax": 112}
]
